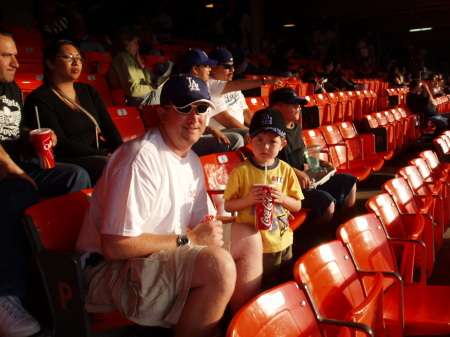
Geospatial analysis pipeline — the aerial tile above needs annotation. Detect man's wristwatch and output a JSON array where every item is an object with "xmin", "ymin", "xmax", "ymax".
[{"xmin": 177, "ymin": 234, "xmax": 190, "ymax": 246}]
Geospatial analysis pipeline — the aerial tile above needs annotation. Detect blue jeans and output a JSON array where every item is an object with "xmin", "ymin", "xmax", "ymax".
[
  {"xmin": 0, "ymin": 159, "xmax": 91, "ymax": 296},
  {"xmin": 20, "ymin": 158, "xmax": 91, "ymax": 197},
  {"xmin": 0, "ymin": 178, "xmax": 39, "ymax": 296},
  {"xmin": 192, "ymin": 133, "xmax": 244, "ymax": 157}
]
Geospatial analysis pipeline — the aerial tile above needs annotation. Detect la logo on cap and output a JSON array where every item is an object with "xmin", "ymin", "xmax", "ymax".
[
  {"xmin": 187, "ymin": 77, "xmax": 200, "ymax": 92},
  {"xmin": 261, "ymin": 113, "xmax": 272, "ymax": 125}
]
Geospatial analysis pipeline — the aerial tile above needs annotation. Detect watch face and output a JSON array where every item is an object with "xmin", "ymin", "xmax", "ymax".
[{"xmin": 178, "ymin": 235, "xmax": 190, "ymax": 246}]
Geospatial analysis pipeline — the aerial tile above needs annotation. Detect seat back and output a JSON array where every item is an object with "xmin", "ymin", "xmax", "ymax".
[
  {"xmin": 227, "ymin": 282, "xmax": 322, "ymax": 337},
  {"xmin": 418, "ymin": 150, "xmax": 449, "ymax": 176},
  {"xmin": 82, "ymin": 51, "xmax": 112, "ymax": 74},
  {"xmin": 107, "ymin": 107, "xmax": 146, "ymax": 142},
  {"xmin": 77, "ymin": 74, "xmax": 114, "ymax": 108},
  {"xmin": 245, "ymin": 97, "xmax": 267, "ymax": 113},
  {"xmin": 382, "ymin": 177, "xmax": 422, "ymax": 214},
  {"xmin": 14, "ymin": 73, "xmax": 44, "ymax": 100},
  {"xmin": 138, "ymin": 105, "xmax": 160, "ymax": 129},
  {"xmin": 200, "ymin": 151, "xmax": 243, "ymax": 191},
  {"xmin": 313, "ymin": 93, "xmax": 333, "ymax": 125},
  {"xmin": 397, "ymin": 165, "xmax": 431, "ymax": 196},
  {"xmin": 336, "ymin": 214, "xmax": 403, "ymax": 336},
  {"xmin": 365, "ymin": 193, "xmax": 428, "ymax": 283},
  {"xmin": 293, "ymin": 240, "xmax": 385, "ymax": 337},
  {"xmin": 319, "ymin": 124, "xmax": 364, "ymax": 162}
]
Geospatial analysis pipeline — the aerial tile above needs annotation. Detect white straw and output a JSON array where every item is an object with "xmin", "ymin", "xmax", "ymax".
[
  {"xmin": 265, "ymin": 162, "xmax": 268, "ymax": 185},
  {"xmin": 35, "ymin": 106, "xmax": 41, "ymax": 130}
]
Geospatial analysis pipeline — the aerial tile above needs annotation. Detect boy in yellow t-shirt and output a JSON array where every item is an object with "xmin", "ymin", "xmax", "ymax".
[{"xmin": 224, "ymin": 108, "xmax": 303, "ymax": 290}]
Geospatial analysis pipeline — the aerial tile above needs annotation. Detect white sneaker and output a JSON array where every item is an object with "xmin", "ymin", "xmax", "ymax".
[{"xmin": 0, "ymin": 296, "xmax": 40, "ymax": 337}]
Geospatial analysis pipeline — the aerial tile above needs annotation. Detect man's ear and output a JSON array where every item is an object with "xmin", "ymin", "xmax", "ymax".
[
  {"xmin": 156, "ymin": 106, "xmax": 166, "ymax": 123},
  {"xmin": 245, "ymin": 133, "xmax": 252, "ymax": 144}
]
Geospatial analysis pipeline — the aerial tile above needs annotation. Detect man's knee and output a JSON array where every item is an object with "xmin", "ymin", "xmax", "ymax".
[{"xmin": 195, "ymin": 247, "xmax": 236, "ymax": 291}]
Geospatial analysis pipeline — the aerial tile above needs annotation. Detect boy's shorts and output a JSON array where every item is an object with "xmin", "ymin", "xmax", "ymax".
[
  {"xmin": 262, "ymin": 245, "xmax": 293, "ymax": 291},
  {"xmin": 82, "ymin": 222, "xmax": 233, "ymax": 328}
]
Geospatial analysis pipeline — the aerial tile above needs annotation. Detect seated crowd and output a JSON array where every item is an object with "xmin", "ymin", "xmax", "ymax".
[{"xmin": 1, "ymin": 20, "xmax": 450, "ymax": 337}]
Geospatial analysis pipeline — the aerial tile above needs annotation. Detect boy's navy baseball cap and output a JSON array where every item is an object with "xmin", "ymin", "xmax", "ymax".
[
  {"xmin": 269, "ymin": 87, "xmax": 308, "ymax": 106},
  {"xmin": 249, "ymin": 108, "xmax": 287, "ymax": 138}
]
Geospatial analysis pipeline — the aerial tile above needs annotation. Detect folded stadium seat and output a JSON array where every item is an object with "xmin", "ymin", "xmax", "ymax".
[
  {"xmin": 302, "ymin": 128, "xmax": 372, "ymax": 181},
  {"xmin": 337, "ymin": 213, "xmax": 450, "ymax": 337},
  {"xmin": 14, "ymin": 73, "xmax": 44, "ymax": 100},
  {"xmin": 293, "ymin": 240, "xmax": 386, "ymax": 337},
  {"xmin": 324, "ymin": 92, "xmax": 341, "ymax": 123},
  {"xmin": 397, "ymin": 165, "xmax": 447, "ymax": 237},
  {"xmin": 363, "ymin": 89, "xmax": 377, "ymax": 113},
  {"xmin": 16, "ymin": 45, "xmax": 43, "ymax": 64},
  {"xmin": 244, "ymin": 96, "xmax": 267, "ymax": 113},
  {"xmin": 15, "ymin": 61, "xmax": 44, "ymax": 73},
  {"xmin": 343, "ymin": 91, "xmax": 358, "ymax": 122},
  {"xmin": 335, "ymin": 121, "xmax": 393, "ymax": 160},
  {"xmin": 389, "ymin": 108, "xmax": 413, "ymax": 148},
  {"xmin": 107, "ymin": 106, "xmax": 146, "ymax": 142},
  {"xmin": 312, "ymin": 93, "xmax": 333, "ymax": 125},
  {"xmin": 22, "ymin": 189, "xmax": 134, "ymax": 337},
  {"xmin": 143, "ymin": 54, "xmax": 172, "ymax": 73},
  {"xmin": 318, "ymin": 124, "xmax": 384, "ymax": 171},
  {"xmin": 227, "ymin": 280, "xmax": 382, "ymax": 337},
  {"xmin": 373, "ymin": 111, "xmax": 403, "ymax": 155},
  {"xmin": 77, "ymin": 74, "xmax": 114, "ymax": 108},
  {"xmin": 418, "ymin": 149, "xmax": 450, "ymax": 179},
  {"xmin": 382, "ymin": 177, "xmax": 443, "ymax": 255},
  {"xmin": 3, "ymin": 25, "xmax": 43, "ymax": 46},
  {"xmin": 396, "ymin": 87, "xmax": 408, "ymax": 106},
  {"xmin": 362, "ymin": 113, "xmax": 396, "ymax": 155},
  {"xmin": 377, "ymin": 82, "xmax": 390, "ymax": 110},
  {"xmin": 137, "ymin": 105, "xmax": 160, "ymax": 129},
  {"xmin": 365, "ymin": 193, "xmax": 431, "ymax": 283},
  {"xmin": 433, "ymin": 135, "xmax": 450, "ymax": 164},
  {"xmin": 336, "ymin": 91, "xmax": 353, "ymax": 122},
  {"xmin": 82, "ymin": 51, "xmax": 112, "ymax": 75},
  {"xmin": 386, "ymin": 88, "xmax": 400, "ymax": 107},
  {"xmin": 352, "ymin": 90, "xmax": 367, "ymax": 124},
  {"xmin": 397, "ymin": 107, "xmax": 420, "ymax": 144}
]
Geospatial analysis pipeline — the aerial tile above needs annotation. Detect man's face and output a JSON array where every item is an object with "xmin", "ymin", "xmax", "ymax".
[
  {"xmin": 273, "ymin": 102, "xmax": 301, "ymax": 125},
  {"xmin": 0, "ymin": 35, "xmax": 19, "ymax": 83},
  {"xmin": 210, "ymin": 63, "xmax": 234, "ymax": 81},
  {"xmin": 192, "ymin": 64, "xmax": 211, "ymax": 82}
]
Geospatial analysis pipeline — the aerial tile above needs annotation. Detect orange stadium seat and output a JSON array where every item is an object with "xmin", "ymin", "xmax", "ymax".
[{"xmin": 107, "ymin": 106, "xmax": 146, "ymax": 142}]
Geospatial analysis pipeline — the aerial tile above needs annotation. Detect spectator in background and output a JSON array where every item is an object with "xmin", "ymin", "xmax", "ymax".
[
  {"xmin": 149, "ymin": 3, "xmax": 173, "ymax": 39},
  {"xmin": 76, "ymin": 74, "xmax": 263, "ymax": 336},
  {"xmin": 208, "ymin": 48, "xmax": 252, "ymax": 139},
  {"xmin": 386, "ymin": 63, "xmax": 407, "ymax": 88},
  {"xmin": 25, "ymin": 39, "xmax": 123, "ymax": 184},
  {"xmin": 407, "ymin": 79, "xmax": 449, "ymax": 136},
  {"xmin": 0, "ymin": 26, "xmax": 90, "ymax": 337},
  {"xmin": 317, "ymin": 59, "xmax": 338, "ymax": 92},
  {"xmin": 107, "ymin": 26, "xmax": 159, "ymax": 106}
]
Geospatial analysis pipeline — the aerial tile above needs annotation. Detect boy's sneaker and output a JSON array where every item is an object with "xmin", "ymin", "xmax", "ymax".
[{"xmin": 0, "ymin": 296, "xmax": 40, "ymax": 337}]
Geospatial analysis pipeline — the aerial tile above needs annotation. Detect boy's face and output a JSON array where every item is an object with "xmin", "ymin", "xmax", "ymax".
[
  {"xmin": 273, "ymin": 102, "xmax": 301, "ymax": 125},
  {"xmin": 248, "ymin": 131, "xmax": 286, "ymax": 165}
]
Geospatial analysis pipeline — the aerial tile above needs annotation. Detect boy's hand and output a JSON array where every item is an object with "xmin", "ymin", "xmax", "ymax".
[
  {"xmin": 245, "ymin": 185, "xmax": 267, "ymax": 205},
  {"xmin": 270, "ymin": 186, "xmax": 285, "ymax": 204}
]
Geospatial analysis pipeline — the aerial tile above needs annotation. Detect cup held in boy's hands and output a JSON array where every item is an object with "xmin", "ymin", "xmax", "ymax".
[
  {"xmin": 30, "ymin": 128, "xmax": 54, "ymax": 169},
  {"xmin": 254, "ymin": 184, "xmax": 274, "ymax": 230}
]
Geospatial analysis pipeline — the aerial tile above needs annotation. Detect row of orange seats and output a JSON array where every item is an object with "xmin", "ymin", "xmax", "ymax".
[{"xmin": 229, "ymin": 148, "xmax": 450, "ymax": 337}]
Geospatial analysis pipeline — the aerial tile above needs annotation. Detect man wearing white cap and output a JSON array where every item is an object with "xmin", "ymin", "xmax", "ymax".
[{"xmin": 76, "ymin": 74, "xmax": 262, "ymax": 337}]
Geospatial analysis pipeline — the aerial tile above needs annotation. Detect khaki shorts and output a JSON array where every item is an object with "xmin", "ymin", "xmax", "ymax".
[{"xmin": 83, "ymin": 222, "xmax": 232, "ymax": 328}]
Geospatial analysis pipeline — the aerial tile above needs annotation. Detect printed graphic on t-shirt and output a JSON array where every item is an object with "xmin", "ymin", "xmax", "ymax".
[
  {"xmin": 223, "ymin": 91, "xmax": 242, "ymax": 107},
  {"xmin": 0, "ymin": 95, "xmax": 21, "ymax": 141}
]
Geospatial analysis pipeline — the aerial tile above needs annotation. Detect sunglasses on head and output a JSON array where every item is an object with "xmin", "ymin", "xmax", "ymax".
[
  {"xmin": 218, "ymin": 63, "xmax": 234, "ymax": 70},
  {"xmin": 170, "ymin": 104, "xmax": 211, "ymax": 115}
]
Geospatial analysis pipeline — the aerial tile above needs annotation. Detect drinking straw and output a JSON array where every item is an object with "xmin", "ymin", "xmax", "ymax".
[
  {"xmin": 265, "ymin": 161, "xmax": 268, "ymax": 185},
  {"xmin": 35, "ymin": 106, "xmax": 41, "ymax": 130}
]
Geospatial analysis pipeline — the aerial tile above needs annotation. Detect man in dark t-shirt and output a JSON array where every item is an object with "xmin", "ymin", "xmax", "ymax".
[{"xmin": 0, "ymin": 26, "xmax": 90, "ymax": 336}]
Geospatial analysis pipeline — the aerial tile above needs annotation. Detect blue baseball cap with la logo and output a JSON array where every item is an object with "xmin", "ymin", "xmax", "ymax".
[
  {"xmin": 180, "ymin": 48, "xmax": 218, "ymax": 68},
  {"xmin": 160, "ymin": 74, "xmax": 215, "ymax": 109},
  {"xmin": 249, "ymin": 108, "xmax": 287, "ymax": 138}
]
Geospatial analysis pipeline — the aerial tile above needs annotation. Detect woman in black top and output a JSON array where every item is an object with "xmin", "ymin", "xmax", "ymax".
[{"xmin": 24, "ymin": 40, "xmax": 123, "ymax": 184}]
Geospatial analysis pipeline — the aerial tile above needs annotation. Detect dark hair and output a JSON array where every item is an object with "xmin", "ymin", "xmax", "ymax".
[
  {"xmin": 0, "ymin": 26, "xmax": 16, "ymax": 41},
  {"xmin": 409, "ymin": 79, "xmax": 421, "ymax": 91},
  {"xmin": 42, "ymin": 39, "xmax": 80, "ymax": 79},
  {"xmin": 111, "ymin": 26, "xmax": 141, "ymax": 55}
]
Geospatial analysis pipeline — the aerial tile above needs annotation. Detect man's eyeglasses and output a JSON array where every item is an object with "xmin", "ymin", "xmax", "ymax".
[
  {"xmin": 56, "ymin": 54, "xmax": 85, "ymax": 63},
  {"xmin": 170, "ymin": 104, "xmax": 211, "ymax": 115},
  {"xmin": 218, "ymin": 63, "xmax": 234, "ymax": 70}
]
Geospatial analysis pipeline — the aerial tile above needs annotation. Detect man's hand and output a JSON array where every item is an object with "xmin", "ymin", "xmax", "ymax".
[
  {"xmin": 50, "ymin": 130, "xmax": 57, "ymax": 147},
  {"xmin": 188, "ymin": 220, "xmax": 224, "ymax": 247},
  {"xmin": 266, "ymin": 77, "xmax": 287, "ymax": 87},
  {"xmin": 297, "ymin": 170, "xmax": 312, "ymax": 189},
  {"xmin": 0, "ymin": 154, "xmax": 37, "ymax": 189}
]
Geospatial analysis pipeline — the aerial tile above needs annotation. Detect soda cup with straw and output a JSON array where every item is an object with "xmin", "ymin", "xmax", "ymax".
[
  {"xmin": 254, "ymin": 162, "xmax": 274, "ymax": 230},
  {"xmin": 30, "ymin": 106, "xmax": 55, "ymax": 169}
]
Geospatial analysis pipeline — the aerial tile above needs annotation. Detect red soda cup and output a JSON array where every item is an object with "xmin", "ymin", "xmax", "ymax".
[
  {"xmin": 254, "ymin": 184, "xmax": 274, "ymax": 230},
  {"xmin": 30, "ymin": 128, "xmax": 54, "ymax": 169}
]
